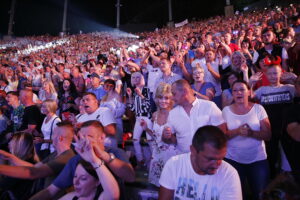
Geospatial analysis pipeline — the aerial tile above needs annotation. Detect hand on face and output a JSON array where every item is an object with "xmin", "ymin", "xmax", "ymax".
[{"xmin": 74, "ymin": 135, "xmax": 100, "ymax": 164}]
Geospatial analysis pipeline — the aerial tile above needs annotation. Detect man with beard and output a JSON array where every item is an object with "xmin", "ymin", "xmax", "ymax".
[{"xmin": 253, "ymin": 28, "xmax": 289, "ymax": 71}]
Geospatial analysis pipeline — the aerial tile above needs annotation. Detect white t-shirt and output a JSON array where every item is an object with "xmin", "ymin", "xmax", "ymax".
[
  {"xmin": 202, "ymin": 60, "xmax": 222, "ymax": 96},
  {"xmin": 77, "ymin": 107, "xmax": 116, "ymax": 146},
  {"xmin": 222, "ymin": 104, "xmax": 268, "ymax": 164},
  {"xmin": 167, "ymin": 98, "xmax": 224, "ymax": 153},
  {"xmin": 146, "ymin": 64, "xmax": 162, "ymax": 93},
  {"xmin": 41, "ymin": 115, "xmax": 61, "ymax": 152},
  {"xmin": 159, "ymin": 153, "xmax": 242, "ymax": 200},
  {"xmin": 77, "ymin": 107, "xmax": 116, "ymax": 126}
]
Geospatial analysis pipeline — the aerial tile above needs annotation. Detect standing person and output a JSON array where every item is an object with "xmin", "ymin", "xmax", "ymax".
[
  {"xmin": 58, "ymin": 79, "xmax": 78, "ymax": 119},
  {"xmin": 38, "ymin": 100, "xmax": 61, "ymax": 160},
  {"xmin": 87, "ymin": 73, "xmax": 107, "ymax": 101},
  {"xmin": 0, "ymin": 132, "xmax": 38, "ymax": 200},
  {"xmin": 281, "ymin": 75, "xmax": 300, "ymax": 178},
  {"xmin": 202, "ymin": 49, "xmax": 222, "ymax": 107},
  {"xmin": 19, "ymin": 89, "xmax": 44, "ymax": 135},
  {"xmin": 191, "ymin": 65, "xmax": 215, "ymax": 101},
  {"xmin": 0, "ymin": 121, "xmax": 76, "ymax": 190},
  {"xmin": 38, "ymin": 80, "xmax": 58, "ymax": 102},
  {"xmin": 162, "ymin": 79, "xmax": 225, "ymax": 154},
  {"xmin": 222, "ymin": 80, "xmax": 271, "ymax": 200},
  {"xmin": 77, "ymin": 93, "xmax": 116, "ymax": 147},
  {"xmin": 140, "ymin": 83, "xmax": 178, "ymax": 186},
  {"xmin": 224, "ymin": 32, "xmax": 240, "ymax": 53},
  {"xmin": 159, "ymin": 126, "xmax": 242, "ymax": 200},
  {"xmin": 154, "ymin": 58, "xmax": 181, "ymax": 92},
  {"xmin": 254, "ymin": 65, "xmax": 295, "ymax": 178},
  {"xmin": 58, "ymin": 146, "xmax": 119, "ymax": 200},
  {"xmin": 127, "ymin": 72, "xmax": 152, "ymax": 167},
  {"xmin": 287, "ymin": 33, "xmax": 300, "ymax": 75},
  {"xmin": 100, "ymin": 79, "xmax": 125, "ymax": 147},
  {"xmin": 5, "ymin": 91, "xmax": 24, "ymax": 133},
  {"xmin": 30, "ymin": 120, "xmax": 135, "ymax": 200},
  {"xmin": 254, "ymin": 28, "xmax": 289, "ymax": 71},
  {"xmin": 71, "ymin": 66, "xmax": 85, "ymax": 94},
  {"xmin": 221, "ymin": 72, "xmax": 239, "ymax": 108}
]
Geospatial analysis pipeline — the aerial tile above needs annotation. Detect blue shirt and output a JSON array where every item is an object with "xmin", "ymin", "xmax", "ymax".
[
  {"xmin": 191, "ymin": 82, "xmax": 215, "ymax": 96},
  {"xmin": 87, "ymin": 86, "xmax": 107, "ymax": 101},
  {"xmin": 53, "ymin": 147, "xmax": 129, "ymax": 189}
]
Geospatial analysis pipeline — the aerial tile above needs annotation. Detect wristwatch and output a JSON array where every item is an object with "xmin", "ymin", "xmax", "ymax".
[{"xmin": 107, "ymin": 153, "xmax": 116, "ymax": 163}]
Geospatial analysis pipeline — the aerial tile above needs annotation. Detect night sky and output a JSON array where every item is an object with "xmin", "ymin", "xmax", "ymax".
[{"xmin": 0, "ymin": 0, "xmax": 230, "ymax": 36}]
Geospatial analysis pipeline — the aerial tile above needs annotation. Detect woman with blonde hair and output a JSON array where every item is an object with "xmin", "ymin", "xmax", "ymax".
[
  {"xmin": 38, "ymin": 99, "xmax": 61, "ymax": 159},
  {"xmin": 38, "ymin": 80, "xmax": 58, "ymax": 101},
  {"xmin": 0, "ymin": 132, "xmax": 38, "ymax": 199},
  {"xmin": 141, "ymin": 83, "xmax": 178, "ymax": 186},
  {"xmin": 126, "ymin": 72, "xmax": 152, "ymax": 168}
]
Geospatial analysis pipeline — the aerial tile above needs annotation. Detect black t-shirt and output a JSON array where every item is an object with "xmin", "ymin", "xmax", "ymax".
[
  {"xmin": 281, "ymin": 103, "xmax": 300, "ymax": 171},
  {"xmin": 20, "ymin": 105, "xmax": 44, "ymax": 133}
]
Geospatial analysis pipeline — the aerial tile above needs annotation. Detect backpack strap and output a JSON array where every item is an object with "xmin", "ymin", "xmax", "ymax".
[{"xmin": 48, "ymin": 117, "xmax": 59, "ymax": 150}]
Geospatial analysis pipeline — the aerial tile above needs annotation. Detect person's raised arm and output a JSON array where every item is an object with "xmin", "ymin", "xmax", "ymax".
[
  {"xmin": 77, "ymin": 139, "xmax": 120, "ymax": 200},
  {"xmin": 206, "ymin": 62, "xmax": 220, "ymax": 80},
  {"xmin": 0, "ymin": 163, "xmax": 54, "ymax": 180},
  {"xmin": 94, "ymin": 146, "xmax": 135, "ymax": 182},
  {"xmin": 0, "ymin": 150, "xmax": 34, "ymax": 167},
  {"xmin": 177, "ymin": 55, "xmax": 192, "ymax": 82},
  {"xmin": 140, "ymin": 50, "xmax": 150, "ymax": 66}
]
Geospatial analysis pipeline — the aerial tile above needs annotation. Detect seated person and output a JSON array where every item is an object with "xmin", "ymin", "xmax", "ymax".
[
  {"xmin": 30, "ymin": 120, "xmax": 135, "ymax": 200},
  {"xmin": 58, "ymin": 154, "xmax": 119, "ymax": 199},
  {"xmin": 0, "ymin": 132, "xmax": 38, "ymax": 200},
  {"xmin": 0, "ymin": 122, "xmax": 75, "ymax": 190}
]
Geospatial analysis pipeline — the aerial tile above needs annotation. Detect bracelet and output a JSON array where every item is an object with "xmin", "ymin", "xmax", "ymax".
[{"xmin": 93, "ymin": 160, "xmax": 104, "ymax": 170}]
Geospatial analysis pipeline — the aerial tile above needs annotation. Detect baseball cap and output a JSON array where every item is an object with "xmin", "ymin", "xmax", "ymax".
[{"xmin": 88, "ymin": 72, "xmax": 100, "ymax": 79}]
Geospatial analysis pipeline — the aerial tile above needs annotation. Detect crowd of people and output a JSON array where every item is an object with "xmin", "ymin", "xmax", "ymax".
[{"xmin": 0, "ymin": 2, "xmax": 300, "ymax": 200}]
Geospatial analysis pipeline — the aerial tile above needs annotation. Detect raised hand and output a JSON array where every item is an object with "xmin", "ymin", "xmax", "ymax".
[
  {"xmin": 134, "ymin": 87, "xmax": 143, "ymax": 97},
  {"xmin": 74, "ymin": 135, "xmax": 100, "ymax": 164},
  {"xmin": 249, "ymin": 72, "xmax": 263, "ymax": 83},
  {"xmin": 126, "ymin": 88, "xmax": 132, "ymax": 97}
]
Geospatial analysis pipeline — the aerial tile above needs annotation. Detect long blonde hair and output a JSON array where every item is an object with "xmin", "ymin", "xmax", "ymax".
[
  {"xmin": 9, "ymin": 132, "xmax": 37, "ymax": 163},
  {"xmin": 42, "ymin": 80, "xmax": 57, "ymax": 94}
]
